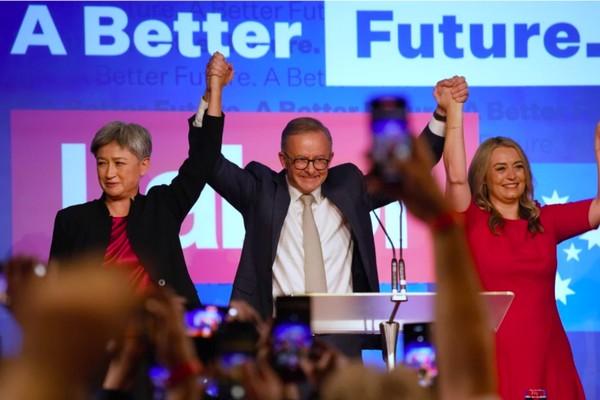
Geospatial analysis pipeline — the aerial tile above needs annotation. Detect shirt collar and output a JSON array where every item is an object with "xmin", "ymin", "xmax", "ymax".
[{"xmin": 286, "ymin": 177, "xmax": 324, "ymax": 205}]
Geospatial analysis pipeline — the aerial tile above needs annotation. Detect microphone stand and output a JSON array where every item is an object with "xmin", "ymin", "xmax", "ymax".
[{"xmin": 372, "ymin": 201, "xmax": 408, "ymax": 370}]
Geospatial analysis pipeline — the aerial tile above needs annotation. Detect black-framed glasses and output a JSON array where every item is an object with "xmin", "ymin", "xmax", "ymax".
[{"xmin": 283, "ymin": 153, "xmax": 331, "ymax": 171}]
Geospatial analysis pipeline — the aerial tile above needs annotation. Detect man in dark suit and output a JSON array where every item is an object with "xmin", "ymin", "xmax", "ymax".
[{"xmin": 199, "ymin": 78, "xmax": 468, "ymax": 328}]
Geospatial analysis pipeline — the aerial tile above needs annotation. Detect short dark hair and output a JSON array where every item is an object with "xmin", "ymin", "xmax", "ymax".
[
  {"xmin": 280, "ymin": 117, "xmax": 332, "ymax": 151},
  {"xmin": 90, "ymin": 121, "xmax": 152, "ymax": 159}
]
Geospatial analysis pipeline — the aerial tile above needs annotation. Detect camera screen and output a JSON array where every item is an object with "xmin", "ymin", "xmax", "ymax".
[
  {"xmin": 219, "ymin": 351, "xmax": 253, "ymax": 370},
  {"xmin": 272, "ymin": 321, "xmax": 312, "ymax": 380},
  {"xmin": 184, "ymin": 305, "xmax": 227, "ymax": 338},
  {"xmin": 370, "ymin": 96, "xmax": 412, "ymax": 172},
  {"xmin": 272, "ymin": 321, "xmax": 312, "ymax": 358},
  {"xmin": 371, "ymin": 118, "xmax": 409, "ymax": 138},
  {"xmin": 272, "ymin": 296, "xmax": 312, "ymax": 381},
  {"xmin": 403, "ymin": 322, "xmax": 438, "ymax": 387},
  {"xmin": 370, "ymin": 97, "xmax": 409, "ymax": 137}
]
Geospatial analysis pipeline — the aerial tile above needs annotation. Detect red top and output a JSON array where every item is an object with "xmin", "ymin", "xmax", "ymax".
[
  {"xmin": 104, "ymin": 216, "xmax": 153, "ymax": 293},
  {"xmin": 464, "ymin": 200, "xmax": 591, "ymax": 400}
]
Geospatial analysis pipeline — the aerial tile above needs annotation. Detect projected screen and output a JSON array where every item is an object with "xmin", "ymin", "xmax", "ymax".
[{"xmin": 1, "ymin": 2, "xmax": 599, "ymax": 395}]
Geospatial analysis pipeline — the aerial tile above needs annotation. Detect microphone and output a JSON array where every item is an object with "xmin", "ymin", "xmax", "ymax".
[
  {"xmin": 371, "ymin": 201, "xmax": 407, "ymax": 302},
  {"xmin": 396, "ymin": 201, "xmax": 408, "ymax": 301}
]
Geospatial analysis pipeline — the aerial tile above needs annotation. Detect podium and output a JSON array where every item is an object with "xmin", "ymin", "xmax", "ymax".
[
  {"xmin": 299, "ymin": 291, "xmax": 514, "ymax": 370},
  {"xmin": 306, "ymin": 292, "xmax": 514, "ymax": 334}
]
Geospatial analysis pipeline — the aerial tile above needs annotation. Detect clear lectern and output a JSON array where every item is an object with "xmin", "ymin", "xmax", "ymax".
[{"xmin": 299, "ymin": 291, "xmax": 514, "ymax": 370}]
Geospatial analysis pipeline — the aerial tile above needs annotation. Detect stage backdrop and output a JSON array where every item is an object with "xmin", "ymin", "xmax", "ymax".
[{"xmin": 1, "ymin": 2, "xmax": 599, "ymax": 395}]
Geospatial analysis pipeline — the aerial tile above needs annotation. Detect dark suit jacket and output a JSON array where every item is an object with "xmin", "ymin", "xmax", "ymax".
[
  {"xmin": 49, "ymin": 114, "xmax": 224, "ymax": 308},
  {"xmin": 208, "ymin": 125, "xmax": 444, "ymax": 318}
]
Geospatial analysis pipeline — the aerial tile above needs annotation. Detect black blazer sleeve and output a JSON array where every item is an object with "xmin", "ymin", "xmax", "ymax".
[
  {"xmin": 49, "ymin": 209, "xmax": 68, "ymax": 262},
  {"xmin": 369, "ymin": 120, "xmax": 445, "ymax": 210},
  {"xmin": 207, "ymin": 155, "xmax": 263, "ymax": 216},
  {"xmin": 418, "ymin": 121, "xmax": 445, "ymax": 165},
  {"xmin": 159, "ymin": 113, "xmax": 224, "ymax": 223}
]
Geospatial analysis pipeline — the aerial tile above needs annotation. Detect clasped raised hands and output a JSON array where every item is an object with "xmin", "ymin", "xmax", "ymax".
[
  {"xmin": 434, "ymin": 75, "xmax": 469, "ymax": 112},
  {"xmin": 206, "ymin": 51, "xmax": 234, "ymax": 93}
]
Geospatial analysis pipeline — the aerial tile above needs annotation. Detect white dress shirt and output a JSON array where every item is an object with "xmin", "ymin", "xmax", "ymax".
[{"xmin": 272, "ymin": 183, "xmax": 354, "ymax": 298}]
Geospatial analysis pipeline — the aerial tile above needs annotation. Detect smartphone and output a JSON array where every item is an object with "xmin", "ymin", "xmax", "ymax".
[
  {"xmin": 148, "ymin": 305, "xmax": 226, "ymax": 388},
  {"xmin": 191, "ymin": 319, "xmax": 260, "ymax": 398},
  {"xmin": 216, "ymin": 321, "xmax": 260, "ymax": 369},
  {"xmin": 182, "ymin": 305, "xmax": 229, "ymax": 364},
  {"xmin": 370, "ymin": 96, "xmax": 412, "ymax": 182},
  {"xmin": 184, "ymin": 305, "xmax": 228, "ymax": 338},
  {"xmin": 271, "ymin": 296, "xmax": 313, "ymax": 382},
  {"xmin": 402, "ymin": 322, "xmax": 437, "ymax": 387}
]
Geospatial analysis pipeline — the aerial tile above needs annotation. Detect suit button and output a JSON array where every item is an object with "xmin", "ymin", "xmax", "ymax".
[{"xmin": 158, "ymin": 279, "xmax": 166, "ymax": 287}]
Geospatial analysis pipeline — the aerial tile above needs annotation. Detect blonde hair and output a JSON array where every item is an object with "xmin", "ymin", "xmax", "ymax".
[{"xmin": 468, "ymin": 137, "xmax": 543, "ymax": 235}]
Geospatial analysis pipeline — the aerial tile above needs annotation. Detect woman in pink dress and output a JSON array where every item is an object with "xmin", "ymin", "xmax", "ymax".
[{"xmin": 437, "ymin": 77, "xmax": 600, "ymax": 399}]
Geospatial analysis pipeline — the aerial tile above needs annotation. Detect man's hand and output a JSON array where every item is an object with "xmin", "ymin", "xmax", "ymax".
[
  {"xmin": 450, "ymin": 75, "xmax": 469, "ymax": 103},
  {"xmin": 433, "ymin": 80, "xmax": 455, "ymax": 113}
]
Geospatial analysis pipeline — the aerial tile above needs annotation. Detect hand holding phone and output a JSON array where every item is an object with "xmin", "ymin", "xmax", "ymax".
[
  {"xmin": 184, "ymin": 305, "xmax": 228, "ymax": 338},
  {"xmin": 271, "ymin": 296, "xmax": 313, "ymax": 382},
  {"xmin": 370, "ymin": 96, "xmax": 412, "ymax": 183},
  {"xmin": 403, "ymin": 322, "xmax": 437, "ymax": 387}
]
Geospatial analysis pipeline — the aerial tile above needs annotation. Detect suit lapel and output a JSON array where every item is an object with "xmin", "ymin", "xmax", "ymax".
[
  {"xmin": 322, "ymin": 177, "xmax": 365, "ymax": 242},
  {"xmin": 322, "ymin": 174, "xmax": 374, "ymax": 287},
  {"xmin": 93, "ymin": 196, "xmax": 112, "ymax": 242},
  {"xmin": 270, "ymin": 171, "xmax": 291, "ymax": 264}
]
